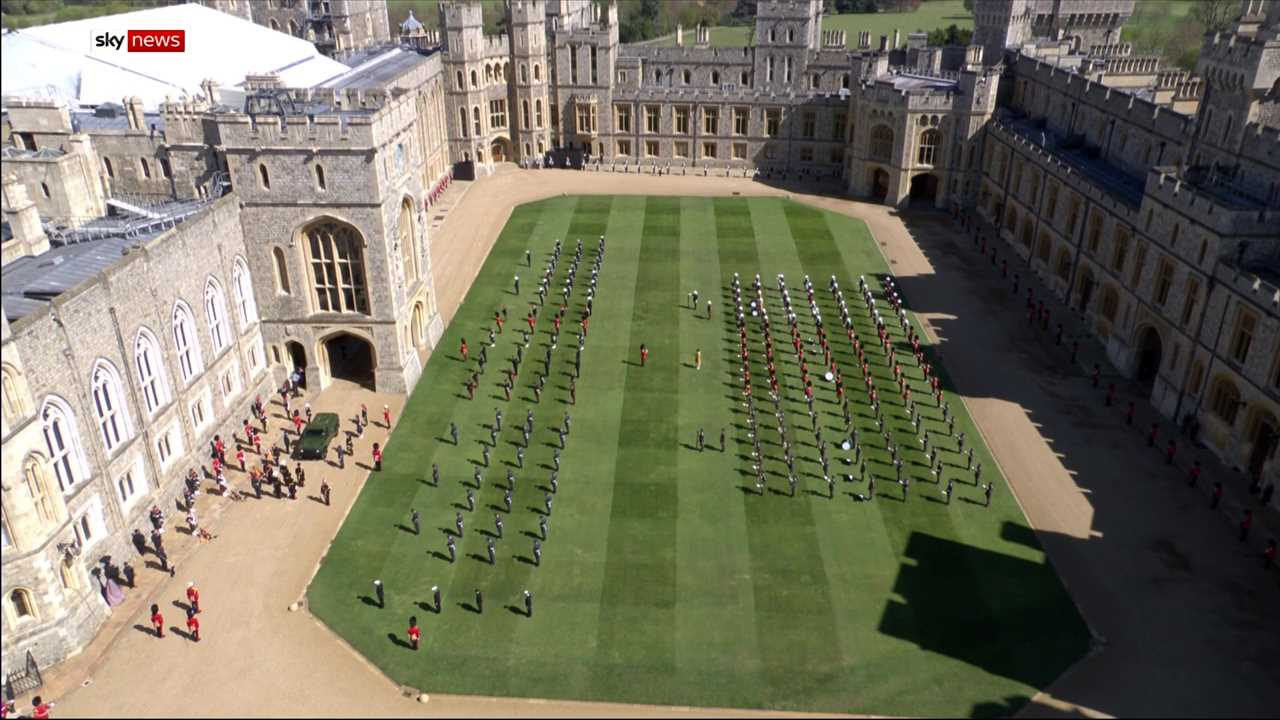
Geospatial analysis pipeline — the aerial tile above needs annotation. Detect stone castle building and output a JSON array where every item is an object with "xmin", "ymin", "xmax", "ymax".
[
  {"xmin": 196, "ymin": 0, "xmax": 391, "ymax": 59},
  {"xmin": 1, "ymin": 0, "xmax": 1277, "ymax": 685}
]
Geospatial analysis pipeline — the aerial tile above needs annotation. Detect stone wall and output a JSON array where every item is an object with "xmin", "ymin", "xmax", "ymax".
[{"xmin": 0, "ymin": 195, "xmax": 273, "ymax": 674}]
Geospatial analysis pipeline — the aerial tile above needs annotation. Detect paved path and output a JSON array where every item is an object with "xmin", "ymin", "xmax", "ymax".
[{"xmin": 41, "ymin": 170, "xmax": 1280, "ymax": 717}]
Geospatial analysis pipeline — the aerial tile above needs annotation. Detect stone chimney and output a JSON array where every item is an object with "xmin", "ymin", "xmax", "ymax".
[
  {"xmin": 965, "ymin": 44, "xmax": 985, "ymax": 71},
  {"xmin": 201, "ymin": 79, "xmax": 221, "ymax": 105},
  {"xmin": 124, "ymin": 95, "xmax": 146, "ymax": 131},
  {"xmin": 892, "ymin": 28, "xmax": 900, "ymax": 49},
  {"xmin": 676, "ymin": 23, "xmax": 683, "ymax": 46},
  {"xmin": 879, "ymin": 35, "xmax": 888, "ymax": 52},
  {"xmin": 2, "ymin": 178, "xmax": 51, "ymax": 262}
]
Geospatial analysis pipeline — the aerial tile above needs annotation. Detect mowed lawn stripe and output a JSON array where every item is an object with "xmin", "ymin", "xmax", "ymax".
[
  {"xmin": 418, "ymin": 196, "xmax": 584, "ymax": 672},
  {"xmin": 774, "ymin": 200, "xmax": 927, "ymax": 704},
  {"xmin": 730, "ymin": 197, "xmax": 846, "ymax": 710},
  {"xmin": 671, "ymin": 197, "xmax": 764, "ymax": 706},
  {"xmin": 590, "ymin": 196, "xmax": 681, "ymax": 704},
  {"xmin": 507, "ymin": 195, "xmax": 644, "ymax": 698}
]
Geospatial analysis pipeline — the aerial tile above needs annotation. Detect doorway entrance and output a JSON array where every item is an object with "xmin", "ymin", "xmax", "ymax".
[
  {"xmin": 1135, "ymin": 326, "xmax": 1164, "ymax": 391},
  {"xmin": 490, "ymin": 137, "xmax": 511, "ymax": 163},
  {"xmin": 1248, "ymin": 413, "xmax": 1278, "ymax": 480},
  {"xmin": 869, "ymin": 168, "xmax": 890, "ymax": 203},
  {"xmin": 908, "ymin": 173, "xmax": 939, "ymax": 205},
  {"xmin": 285, "ymin": 341, "xmax": 307, "ymax": 389},
  {"xmin": 323, "ymin": 333, "xmax": 376, "ymax": 389},
  {"xmin": 1077, "ymin": 269, "xmax": 1096, "ymax": 313}
]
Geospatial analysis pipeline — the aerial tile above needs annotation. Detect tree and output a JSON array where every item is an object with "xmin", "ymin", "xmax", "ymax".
[
  {"xmin": 926, "ymin": 24, "xmax": 973, "ymax": 46},
  {"xmin": 962, "ymin": 0, "xmax": 974, "ymax": 12},
  {"xmin": 1189, "ymin": 0, "xmax": 1237, "ymax": 34},
  {"xmin": 732, "ymin": 0, "xmax": 758, "ymax": 22}
]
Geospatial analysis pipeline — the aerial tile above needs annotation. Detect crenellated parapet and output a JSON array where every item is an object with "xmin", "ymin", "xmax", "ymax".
[
  {"xmin": 1144, "ymin": 166, "xmax": 1280, "ymax": 236},
  {"xmin": 1015, "ymin": 54, "xmax": 1195, "ymax": 140}
]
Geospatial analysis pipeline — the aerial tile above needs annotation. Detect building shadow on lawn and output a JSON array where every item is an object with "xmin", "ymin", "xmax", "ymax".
[
  {"xmin": 848, "ymin": 208, "xmax": 1280, "ymax": 715},
  {"xmin": 878, "ymin": 529, "xmax": 1090, "ymax": 717}
]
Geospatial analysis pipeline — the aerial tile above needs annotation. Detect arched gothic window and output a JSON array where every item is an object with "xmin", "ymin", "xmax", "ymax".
[
  {"xmin": 258, "ymin": 163, "xmax": 270, "ymax": 190},
  {"xmin": 305, "ymin": 221, "xmax": 370, "ymax": 314},
  {"xmin": 917, "ymin": 129, "xmax": 941, "ymax": 165},
  {"xmin": 204, "ymin": 279, "xmax": 230, "ymax": 353},
  {"xmin": 470, "ymin": 69, "xmax": 478, "ymax": 88},
  {"xmin": 173, "ymin": 301, "xmax": 204, "ymax": 383},
  {"xmin": 522, "ymin": 100, "xmax": 531, "ymax": 130},
  {"xmin": 399, "ymin": 198, "xmax": 419, "ymax": 284},
  {"xmin": 273, "ymin": 248, "xmax": 291, "ymax": 294},
  {"xmin": 40, "ymin": 396, "xmax": 87, "ymax": 491},
  {"xmin": 459, "ymin": 107, "xmax": 469, "ymax": 138},
  {"xmin": 232, "ymin": 258, "xmax": 258, "ymax": 327},
  {"xmin": 23, "ymin": 456, "xmax": 57, "ymax": 526},
  {"xmin": 91, "ymin": 360, "xmax": 132, "ymax": 453},
  {"xmin": 9, "ymin": 589, "xmax": 36, "ymax": 621},
  {"xmin": 2, "ymin": 364, "xmax": 27, "ymax": 424},
  {"xmin": 134, "ymin": 328, "xmax": 170, "ymax": 415},
  {"xmin": 473, "ymin": 106, "xmax": 482, "ymax": 136},
  {"xmin": 533, "ymin": 64, "xmax": 541, "ymax": 81},
  {"xmin": 870, "ymin": 125, "xmax": 895, "ymax": 162},
  {"xmin": 535, "ymin": 99, "xmax": 544, "ymax": 128}
]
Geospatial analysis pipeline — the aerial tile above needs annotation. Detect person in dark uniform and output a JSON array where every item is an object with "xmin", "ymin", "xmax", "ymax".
[
  {"xmin": 411, "ymin": 509, "xmax": 421, "ymax": 535},
  {"xmin": 373, "ymin": 579, "xmax": 385, "ymax": 608}
]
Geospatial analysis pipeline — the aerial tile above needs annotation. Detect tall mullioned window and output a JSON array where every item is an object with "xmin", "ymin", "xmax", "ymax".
[
  {"xmin": 615, "ymin": 105, "xmax": 632, "ymax": 133},
  {"xmin": 41, "ymin": 397, "xmax": 87, "ymax": 492},
  {"xmin": 870, "ymin": 125, "xmax": 894, "ymax": 162},
  {"xmin": 134, "ymin": 329, "xmax": 169, "ymax": 416},
  {"xmin": 675, "ymin": 107, "xmax": 690, "ymax": 135},
  {"xmin": 204, "ymin": 279, "xmax": 230, "ymax": 353},
  {"xmin": 918, "ymin": 129, "xmax": 940, "ymax": 165},
  {"xmin": 173, "ymin": 301, "xmax": 203, "ymax": 383},
  {"xmin": 489, "ymin": 100, "xmax": 507, "ymax": 130},
  {"xmin": 308, "ymin": 222, "xmax": 369, "ymax": 314},
  {"xmin": 91, "ymin": 361, "xmax": 131, "ymax": 453},
  {"xmin": 703, "ymin": 107, "xmax": 719, "ymax": 135}
]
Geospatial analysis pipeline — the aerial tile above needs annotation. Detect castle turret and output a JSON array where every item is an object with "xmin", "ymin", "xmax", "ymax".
[
  {"xmin": 754, "ymin": 0, "xmax": 823, "ymax": 92},
  {"xmin": 507, "ymin": 0, "xmax": 552, "ymax": 162}
]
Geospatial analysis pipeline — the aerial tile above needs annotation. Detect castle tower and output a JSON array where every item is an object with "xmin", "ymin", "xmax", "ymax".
[
  {"xmin": 550, "ymin": 0, "xmax": 618, "ymax": 157},
  {"xmin": 507, "ymin": 0, "xmax": 553, "ymax": 162},
  {"xmin": 753, "ymin": 0, "xmax": 823, "ymax": 93},
  {"xmin": 440, "ymin": 1, "xmax": 488, "ymax": 163},
  {"xmin": 971, "ymin": 0, "xmax": 1034, "ymax": 65},
  {"xmin": 1190, "ymin": 0, "xmax": 1280, "ymax": 166}
]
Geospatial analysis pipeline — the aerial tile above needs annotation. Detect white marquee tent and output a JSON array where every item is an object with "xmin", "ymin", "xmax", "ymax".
[{"xmin": 0, "ymin": 3, "xmax": 350, "ymax": 109}]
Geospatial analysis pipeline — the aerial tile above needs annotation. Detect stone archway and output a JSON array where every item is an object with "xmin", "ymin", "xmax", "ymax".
[
  {"xmin": 1134, "ymin": 325, "xmax": 1164, "ymax": 391},
  {"xmin": 1077, "ymin": 267, "xmax": 1096, "ymax": 313},
  {"xmin": 908, "ymin": 173, "xmax": 939, "ymax": 205},
  {"xmin": 285, "ymin": 341, "xmax": 308, "ymax": 389},
  {"xmin": 321, "ymin": 332, "xmax": 376, "ymax": 389},
  {"xmin": 1248, "ymin": 409, "xmax": 1279, "ymax": 480},
  {"xmin": 490, "ymin": 136, "xmax": 512, "ymax": 163},
  {"xmin": 868, "ymin": 167, "xmax": 890, "ymax": 203}
]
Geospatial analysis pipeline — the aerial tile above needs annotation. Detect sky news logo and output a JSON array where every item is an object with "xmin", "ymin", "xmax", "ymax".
[{"xmin": 93, "ymin": 30, "xmax": 186, "ymax": 52}]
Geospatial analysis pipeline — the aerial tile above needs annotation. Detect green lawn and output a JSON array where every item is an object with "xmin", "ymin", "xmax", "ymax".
[
  {"xmin": 653, "ymin": 1, "xmax": 972, "ymax": 48},
  {"xmin": 308, "ymin": 195, "xmax": 1088, "ymax": 717}
]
